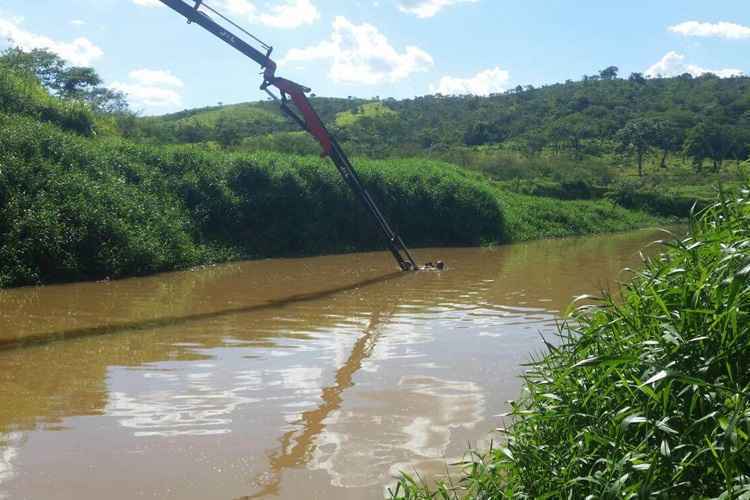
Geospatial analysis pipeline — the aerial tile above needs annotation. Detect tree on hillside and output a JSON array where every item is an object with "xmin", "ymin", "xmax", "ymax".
[
  {"xmin": 56, "ymin": 66, "xmax": 101, "ymax": 98},
  {"xmin": 0, "ymin": 47, "xmax": 128, "ymax": 113},
  {"xmin": 683, "ymin": 122, "xmax": 734, "ymax": 172},
  {"xmin": 176, "ymin": 121, "xmax": 211, "ymax": 143},
  {"xmin": 519, "ymin": 131, "xmax": 548, "ymax": 157},
  {"xmin": 683, "ymin": 124, "xmax": 710, "ymax": 171},
  {"xmin": 549, "ymin": 114, "xmax": 597, "ymax": 159},
  {"xmin": 650, "ymin": 119, "xmax": 681, "ymax": 169},
  {"xmin": 599, "ymin": 66, "xmax": 619, "ymax": 81},
  {"xmin": 728, "ymin": 129, "xmax": 750, "ymax": 164},
  {"xmin": 0, "ymin": 48, "xmax": 65, "ymax": 89},
  {"xmin": 616, "ymin": 118, "xmax": 661, "ymax": 176}
]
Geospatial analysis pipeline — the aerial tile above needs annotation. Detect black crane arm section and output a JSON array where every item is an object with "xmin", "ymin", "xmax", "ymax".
[{"xmin": 156, "ymin": 0, "xmax": 417, "ymax": 271}]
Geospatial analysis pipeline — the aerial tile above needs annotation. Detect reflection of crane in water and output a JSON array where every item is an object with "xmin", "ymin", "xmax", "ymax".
[{"xmin": 238, "ymin": 304, "xmax": 398, "ymax": 499}]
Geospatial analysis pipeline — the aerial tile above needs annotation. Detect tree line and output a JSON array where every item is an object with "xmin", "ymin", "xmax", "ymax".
[{"xmin": 129, "ymin": 65, "xmax": 750, "ymax": 175}]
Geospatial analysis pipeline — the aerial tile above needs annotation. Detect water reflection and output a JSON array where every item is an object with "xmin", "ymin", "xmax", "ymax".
[
  {"xmin": 0, "ymin": 229, "xmax": 668, "ymax": 499},
  {"xmin": 310, "ymin": 375, "xmax": 485, "ymax": 490},
  {"xmin": 243, "ymin": 307, "xmax": 395, "ymax": 498},
  {"xmin": 0, "ymin": 433, "xmax": 22, "ymax": 500}
]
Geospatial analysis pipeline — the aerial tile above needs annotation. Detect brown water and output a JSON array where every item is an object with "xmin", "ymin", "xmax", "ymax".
[{"xmin": 0, "ymin": 229, "xmax": 666, "ymax": 499}]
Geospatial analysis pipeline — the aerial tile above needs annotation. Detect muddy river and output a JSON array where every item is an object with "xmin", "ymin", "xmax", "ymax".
[{"xmin": 0, "ymin": 229, "xmax": 667, "ymax": 499}]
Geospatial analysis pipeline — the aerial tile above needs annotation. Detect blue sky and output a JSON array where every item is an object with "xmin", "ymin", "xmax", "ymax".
[{"xmin": 0, "ymin": 0, "xmax": 748, "ymax": 115}]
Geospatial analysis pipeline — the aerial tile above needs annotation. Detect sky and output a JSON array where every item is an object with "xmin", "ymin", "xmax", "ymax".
[{"xmin": 0, "ymin": 0, "xmax": 748, "ymax": 115}]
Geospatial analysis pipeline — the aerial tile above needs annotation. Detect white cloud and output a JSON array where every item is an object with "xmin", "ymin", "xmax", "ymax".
[
  {"xmin": 257, "ymin": 0, "xmax": 319, "ymax": 29},
  {"xmin": 0, "ymin": 16, "xmax": 103, "ymax": 66},
  {"xmin": 398, "ymin": 0, "xmax": 478, "ymax": 18},
  {"xmin": 110, "ymin": 68, "xmax": 184, "ymax": 110},
  {"xmin": 280, "ymin": 16, "xmax": 433, "ymax": 85},
  {"xmin": 70, "ymin": 19, "xmax": 86, "ymax": 26},
  {"xmin": 645, "ymin": 51, "xmax": 743, "ymax": 78},
  {"xmin": 110, "ymin": 82, "xmax": 182, "ymax": 108},
  {"xmin": 129, "ymin": 68, "xmax": 184, "ymax": 88},
  {"xmin": 669, "ymin": 21, "xmax": 750, "ymax": 40},
  {"xmin": 430, "ymin": 66, "xmax": 510, "ymax": 95}
]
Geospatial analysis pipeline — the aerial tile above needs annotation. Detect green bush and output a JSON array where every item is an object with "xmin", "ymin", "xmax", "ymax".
[
  {"xmin": 0, "ymin": 118, "xmax": 203, "ymax": 286},
  {"xmin": 608, "ymin": 178, "xmax": 713, "ymax": 217},
  {"xmin": 494, "ymin": 188, "xmax": 654, "ymax": 242},
  {"xmin": 0, "ymin": 114, "xmax": 508, "ymax": 287}
]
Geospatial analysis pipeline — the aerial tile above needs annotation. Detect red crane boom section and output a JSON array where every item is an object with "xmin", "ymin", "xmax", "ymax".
[{"xmin": 155, "ymin": 0, "xmax": 418, "ymax": 271}]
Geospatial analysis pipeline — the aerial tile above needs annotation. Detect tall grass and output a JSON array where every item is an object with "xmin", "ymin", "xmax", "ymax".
[{"xmin": 392, "ymin": 188, "xmax": 750, "ymax": 498}]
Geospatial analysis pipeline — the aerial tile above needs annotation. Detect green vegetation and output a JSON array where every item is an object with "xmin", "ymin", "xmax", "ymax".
[
  {"xmin": 0, "ymin": 110, "xmax": 507, "ymax": 287},
  {"xmin": 0, "ymin": 50, "xmax": 693, "ymax": 289},
  {"xmin": 0, "ymin": 47, "xmax": 127, "ymax": 114},
  {"xmin": 0, "ymin": 58, "xmax": 97, "ymax": 136},
  {"xmin": 392, "ymin": 188, "xmax": 750, "ymax": 498},
  {"xmin": 130, "ymin": 66, "xmax": 750, "ymax": 218},
  {"xmin": 335, "ymin": 101, "xmax": 399, "ymax": 127},
  {"xmin": 138, "ymin": 69, "xmax": 750, "ymax": 166}
]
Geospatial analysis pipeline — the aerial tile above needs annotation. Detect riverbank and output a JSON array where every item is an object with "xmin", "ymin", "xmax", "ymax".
[
  {"xmin": 392, "ymin": 188, "xmax": 750, "ymax": 498},
  {"xmin": 0, "ymin": 65, "xmax": 660, "ymax": 288}
]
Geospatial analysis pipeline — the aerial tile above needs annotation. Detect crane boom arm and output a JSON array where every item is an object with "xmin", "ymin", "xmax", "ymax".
[
  {"xmin": 158, "ymin": 0, "xmax": 274, "ymax": 71},
  {"xmin": 156, "ymin": 0, "xmax": 417, "ymax": 271}
]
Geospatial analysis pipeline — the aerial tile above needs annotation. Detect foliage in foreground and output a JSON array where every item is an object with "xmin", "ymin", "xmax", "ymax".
[{"xmin": 393, "ymin": 189, "xmax": 750, "ymax": 498}]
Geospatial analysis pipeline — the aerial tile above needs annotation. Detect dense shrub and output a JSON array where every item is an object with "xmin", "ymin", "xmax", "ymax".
[
  {"xmin": 0, "ymin": 114, "xmax": 509, "ymax": 287},
  {"xmin": 0, "ymin": 117, "xmax": 203, "ymax": 287},
  {"xmin": 494, "ymin": 188, "xmax": 654, "ymax": 241},
  {"xmin": 609, "ymin": 178, "xmax": 713, "ymax": 217}
]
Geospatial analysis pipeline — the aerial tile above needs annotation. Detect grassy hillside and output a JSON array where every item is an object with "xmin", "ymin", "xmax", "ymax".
[
  {"xmin": 128, "ymin": 72, "xmax": 750, "ymax": 218},
  {"xmin": 393, "ymin": 187, "xmax": 750, "ymax": 499},
  {"xmin": 133, "ymin": 73, "xmax": 750, "ymax": 161},
  {"xmin": 0, "ymin": 63, "xmax": 658, "ymax": 288}
]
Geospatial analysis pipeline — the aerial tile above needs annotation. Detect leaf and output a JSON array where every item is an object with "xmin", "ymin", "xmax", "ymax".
[
  {"xmin": 499, "ymin": 447, "xmax": 514, "ymax": 461},
  {"xmin": 656, "ymin": 418, "xmax": 679, "ymax": 435},
  {"xmin": 622, "ymin": 415, "xmax": 648, "ymax": 428},
  {"xmin": 718, "ymin": 416, "xmax": 729, "ymax": 431},
  {"xmin": 737, "ymin": 262, "xmax": 750, "ymax": 277},
  {"xmin": 541, "ymin": 393, "xmax": 563, "ymax": 401},
  {"xmin": 641, "ymin": 370, "xmax": 669, "ymax": 387},
  {"xmin": 694, "ymin": 411, "xmax": 718, "ymax": 424},
  {"xmin": 660, "ymin": 440, "xmax": 671, "ymax": 457},
  {"xmin": 573, "ymin": 356, "xmax": 600, "ymax": 368}
]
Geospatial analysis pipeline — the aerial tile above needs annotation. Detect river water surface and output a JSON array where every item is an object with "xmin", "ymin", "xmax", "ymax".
[{"xmin": 0, "ymin": 229, "xmax": 666, "ymax": 499}]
